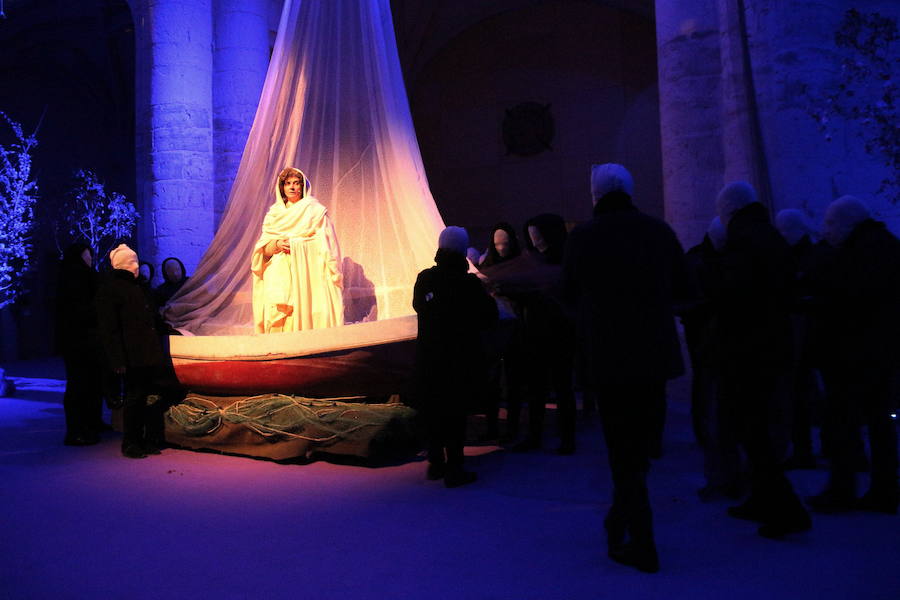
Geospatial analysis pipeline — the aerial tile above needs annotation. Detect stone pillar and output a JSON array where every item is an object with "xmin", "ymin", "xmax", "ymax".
[
  {"xmin": 655, "ymin": 0, "xmax": 725, "ymax": 247},
  {"xmin": 213, "ymin": 0, "xmax": 270, "ymax": 226},
  {"xmin": 136, "ymin": 0, "xmax": 215, "ymax": 274}
]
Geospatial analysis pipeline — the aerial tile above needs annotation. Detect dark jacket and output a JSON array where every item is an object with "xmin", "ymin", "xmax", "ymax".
[
  {"xmin": 563, "ymin": 193, "xmax": 689, "ymax": 383},
  {"xmin": 94, "ymin": 269, "xmax": 166, "ymax": 371},
  {"xmin": 413, "ymin": 249, "xmax": 499, "ymax": 394},
  {"xmin": 809, "ymin": 219, "xmax": 900, "ymax": 370},
  {"xmin": 55, "ymin": 244, "xmax": 101, "ymax": 355},
  {"xmin": 699, "ymin": 202, "xmax": 796, "ymax": 371},
  {"xmin": 679, "ymin": 235, "xmax": 720, "ymax": 368}
]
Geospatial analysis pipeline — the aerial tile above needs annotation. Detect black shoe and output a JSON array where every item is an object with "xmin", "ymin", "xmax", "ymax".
[
  {"xmin": 122, "ymin": 444, "xmax": 148, "ymax": 459},
  {"xmin": 807, "ymin": 489, "xmax": 857, "ymax": 514},
  {"xmin": 556, "ymin": 441, "xmax": 576, "ymax": 456},
  {"xmin": 727, "ymin": 501, "xmax": 767, "ymax": 522},
  {"xmin": 511, "ymin": 438, "xmax": 541, "ymax": 453},
  {"xmin": 758, "ymin": 513, "xmax": 812, "ymax": 539},
  {"xmin": 783, "ymin": 454, "xmax": 817, "ymax": 470},
  {"xmin": 426, "ymin": 463, "xmax": 445, "ymax": 481},
  {"xmin": 141, "ymin": 442, "xmax": 162, "ymax": 455},
  {"xmin": 856, "ymin": 489, "xmax": 899, "ymax": 515},
  {"xmin": 608, "ymin": 542, "xmax": 659, "ymax": 574},
  {"xmin": 444, "ymin": 470, "xmax": 477, "ymax": 488},
  {"xmin": 64, "ymin": 434, "xmax": 99, "ymax": 447}
]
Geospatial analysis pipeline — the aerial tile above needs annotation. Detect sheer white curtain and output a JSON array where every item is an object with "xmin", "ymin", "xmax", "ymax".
[{"xmin": 164, "ymin": 0, "xmax": 444, "ymax": 335}]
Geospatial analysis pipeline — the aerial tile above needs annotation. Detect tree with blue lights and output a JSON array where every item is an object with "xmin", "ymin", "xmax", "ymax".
[
  {"xmin": 62, "ymin": 169, "xmax": 139, "ymax": 270},
  {"xmin": 808, "ymin": 9, "xmax": 899, "ymax": 202},
  {"xmin": 0, "ymin": 112, "xmax": 38, "ymax": 311}
]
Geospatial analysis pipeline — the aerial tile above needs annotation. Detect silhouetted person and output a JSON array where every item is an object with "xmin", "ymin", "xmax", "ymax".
[
  {"xmin": 702, "ymin": 182, "xmax": 811, "ymax": 539},
  {"xmin": 563, "ymin": 164, "xmax": 689, "ymax": 573},
  {"xmin": 95, "ymin": 244, "xmax": 169, "ymax": 459},
  {"xmin": 807, "ymin": 196, "xmax": 899, "ymax": 515},
  {"xmin": 477, "ymin": 222, "xmax": 523, "ymax": 440},
  {"xmin": 56, "ymin": 243, "xmax": 104, "ymax": 446},
  {"xmin": 775, "ymin": 209, "xmax": 833, "ymax": 470},
  {"xmin": 413, "ymin": 227, "xmax": 498, "ymax": 487},
  {"xmin": 154, "ymin": 256, "xmax": 189, "ymax": 307},
  {"xmin": 506, "ymin": 213, "xmax": 576, "ymax": 454},
  {"xmin": 681, "ymin": 217, "xmax": 743, "ymax": 500}
]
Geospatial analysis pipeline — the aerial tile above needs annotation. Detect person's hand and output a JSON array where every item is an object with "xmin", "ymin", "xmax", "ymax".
[{"xmin": 276, "ymin": 239, "xmax": 291, "ymax": 254}]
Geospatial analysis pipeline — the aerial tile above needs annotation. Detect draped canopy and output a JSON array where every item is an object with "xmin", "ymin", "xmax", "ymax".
[{"xmin": 164, "ymin": 0, "xmax": 445, "ymax": 335}]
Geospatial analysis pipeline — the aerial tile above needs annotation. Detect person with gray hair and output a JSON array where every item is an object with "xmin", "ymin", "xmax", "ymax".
[
  {"xmin": 563, "ymin": 163, "xmax": 690, "ymax": 572},
  {"xmin": 701, "ymin": 182, "xmax": 811, "ymax": 539},
  {"xmin": 806, "ymin": 196, "xmax": 900, "ymax": 514},
  {"xmin": 412, "ymin": 226, "xmax": 498, "ymax": 487}
]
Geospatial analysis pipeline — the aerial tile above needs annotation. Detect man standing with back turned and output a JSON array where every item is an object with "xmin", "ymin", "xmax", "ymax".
[{"xmin": 563, "ymin": 164, "xmax": 689, "ymax": 573}]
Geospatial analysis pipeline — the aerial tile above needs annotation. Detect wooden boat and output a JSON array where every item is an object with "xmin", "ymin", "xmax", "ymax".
[{"xmin": 169, "ymin": 316, "xmax": 418, "ymax": 397}]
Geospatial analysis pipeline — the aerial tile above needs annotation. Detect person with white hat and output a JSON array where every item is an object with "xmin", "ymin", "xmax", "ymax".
[
  {"xmin": 806, "ymin": 196, "xmax": 900, "ymax": 514},
  {"xmin": 412, "ymin": 226, "xmax": 498, "ymax": 488},
  {"xmin": 703, "ymin": 182, "xmax": 811, "ymax": 539},
  {"xmin": 563, "ymin": 163, "xmax": 690, "ymax": 573},
  {"xmin": 95, "ymin": 243, "xmax": 168, "ymax": 459}
]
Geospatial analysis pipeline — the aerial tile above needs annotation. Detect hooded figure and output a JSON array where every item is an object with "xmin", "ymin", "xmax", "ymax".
[
  {"xmin": 154, "ymin": 256, "xmax": 189, "ymax": 307},
  {"xmin": 479, "ymin": 222, "xmax": 521, "ymax": 268},
  {"xmin": 822, "ymin": 195, "xmax": 870, "ymax": 248},
  {"xmin": 413, "ymin": 226, "xmax": 498, "ymax": 487},
  {"xmin": 715, "ymin": 181, "xmax": 756, "ymax": 227},
  {"xmin": 523, "ymin": 213, "xmax": 568, "ymax": 265},
  {"xmin": 251, "ymin": 168, "xmax": 344, "ymax": 333}
]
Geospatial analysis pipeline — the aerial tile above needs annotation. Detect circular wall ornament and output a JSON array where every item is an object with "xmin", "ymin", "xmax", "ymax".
[{"xmin": 502, "ymin": 102, "xmax": 554, "ymax": 156}]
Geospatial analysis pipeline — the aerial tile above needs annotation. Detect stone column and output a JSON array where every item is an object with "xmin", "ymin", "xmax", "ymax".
[
  {"xmin": 655, "ymin": 0, "xmax": 725, "ymax": 247},
  {"xmin": 136, "ymin": 0, "xmax": 215, "ymax": 274},
  {"xmin": 212, "ymin": 0, "xmax": 270, "ymax": 226}
]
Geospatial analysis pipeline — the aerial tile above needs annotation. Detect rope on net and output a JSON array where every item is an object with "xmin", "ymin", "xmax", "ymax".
[{"xmin": 166, "ymin": 393, "xmax": 416, "ymax": 443}]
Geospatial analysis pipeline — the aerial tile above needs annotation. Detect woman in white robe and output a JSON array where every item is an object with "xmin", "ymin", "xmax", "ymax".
[{"xmin": 251, "ymin": 167, "xmax": 344, "ymax": 333}]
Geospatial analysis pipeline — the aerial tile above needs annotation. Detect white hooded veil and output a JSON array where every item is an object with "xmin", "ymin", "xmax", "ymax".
[{"xmin": 164, "ymin": 0, "xmax": 444, "ymax": 335}]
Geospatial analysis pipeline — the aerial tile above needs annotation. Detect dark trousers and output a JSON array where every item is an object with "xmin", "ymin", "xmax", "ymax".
[
  {"xmin": 63, "ymin": 352, "xmax": 104, "ymax": 438},
  {"xmin": 122, "ymin": 366, "xmax": 164, "ymax": 448},
  {"xmin": 526, "ymin": 347, "xmax": 576, "ymax": 445},
  {"xmin": 596, "ymin": 380, "xmax": 660, "ymax": 546},
  {"xmin": 822, "ymin": 367, "xmax": 898, "ymax": 494},
  {"xmin": 719, "ymin": 368, "xmax": 807, "ymax": 523},
  {"xmin": 424, "ymin": 392, "xmax": 467, "ymax": 471}
]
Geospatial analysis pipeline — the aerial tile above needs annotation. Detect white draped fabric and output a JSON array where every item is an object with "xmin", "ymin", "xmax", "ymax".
[{"xmin": 164, "ymin": 0, "xmax": 445, "ymax": 335}]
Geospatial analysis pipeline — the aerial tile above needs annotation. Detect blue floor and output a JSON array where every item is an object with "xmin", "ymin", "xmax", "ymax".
[{"xmin": 1, "ymin": 358, "xmax": 898, "ymax": 599}]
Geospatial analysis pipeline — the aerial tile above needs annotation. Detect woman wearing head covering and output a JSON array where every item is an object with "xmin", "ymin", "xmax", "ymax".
[
  {"xmin": 479, "ymin": 222, "xmax": 521, "ymax": 268},
  {"xmin": 251, "ymin": 167, "xmax": 344, "ymax": 333},
  {"xmin": 154, "ymin": 256, "xmax": 189, "ymax": 307}
]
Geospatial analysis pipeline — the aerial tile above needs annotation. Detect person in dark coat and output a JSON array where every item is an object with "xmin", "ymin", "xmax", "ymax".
[
  {"xmin": 507, "ymin": 213, "xmax": 577, "ymax": 454},
  {"xmin": 680, "ymin": 217, "xmax": 743, "ymax": 501},
  {"xmin": 563, "ymin": 163, "xmax": 689, "ymax": 573},
  {"xmin": 476, "ymin": 223, "xmax": 522, "ymax": 440},
  {"xmin": 807, "ymin": 196, "xmax": 900, "ymax": 514},
  {"xmin": 701, "ymin": 182, "xmax": 811, "ymax": 539},
  {"xmin": 154, "ymin": 256, "xmax": 189, "ymax": 307},
  {"xmin": 413, "ymin": 227, "xmax": 498, "ymax": 487},
  {"xmin": 56, "ymin": 243, "xmax": 105, "ymax": 446},
  {"xmin": 94, "ymin": 244, "xmax": 169, "ymax": 459},
  {"xmin": 774, "ymin": 209, "xmax": 834, "ymax": 470}
]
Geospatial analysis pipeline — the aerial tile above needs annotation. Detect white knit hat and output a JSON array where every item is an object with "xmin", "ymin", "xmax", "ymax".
[
  {"xmin": 823, "ymin": 195, "xmax": 870, "ymax": 247},
  {"xmin": 775, "ymin": 209, "xmax": 810, "ymax": 246},
  {"xmin": 716, "ymin": 181, "xmax": 757, "ymax": 225},
  {"xmin": 109, "ymin": 243, "xmax": 139, "ymax": 276},
  {"xmin": 591, "ymin": 163, "xmax": 634, "ymax": 203},
  {"xmin": 438, "ymin": 226, "xmax": 469, "ymax": 256}
]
